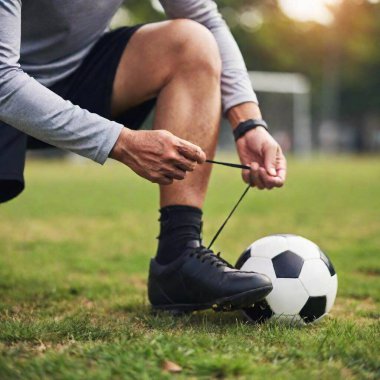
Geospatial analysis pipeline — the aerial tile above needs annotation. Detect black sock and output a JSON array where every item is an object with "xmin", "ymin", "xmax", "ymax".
[{"xmin": 155, "ymin": 205, "xmax": 202, "ymax": 265}]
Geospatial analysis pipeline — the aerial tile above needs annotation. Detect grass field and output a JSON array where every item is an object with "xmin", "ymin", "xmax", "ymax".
[{"xmin": 0, "ymin": 156, "xmax": 379, "ymax": 379}]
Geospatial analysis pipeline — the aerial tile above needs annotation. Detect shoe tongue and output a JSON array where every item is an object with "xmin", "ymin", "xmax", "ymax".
[{"xmin": 185, "ymin": 240, "xmax": 201, "ymax": 249}]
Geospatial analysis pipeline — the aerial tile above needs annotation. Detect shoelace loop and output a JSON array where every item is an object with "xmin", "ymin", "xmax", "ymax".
[{"xmin": 189, "ymin": 246, "xmax": 232, "ymax": 268}]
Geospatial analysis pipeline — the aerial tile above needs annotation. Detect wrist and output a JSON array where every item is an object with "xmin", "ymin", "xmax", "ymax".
[
  {"xmin": 109, "ymin": 127, "xmax": 134, "ymax": 162},
  {"xmin": 227, "ymin": 102, "xmax": 262, "ymax": 130},
  {"xmin": 233, "ymin": 119, "xmax": 269, "ymax": 142}
]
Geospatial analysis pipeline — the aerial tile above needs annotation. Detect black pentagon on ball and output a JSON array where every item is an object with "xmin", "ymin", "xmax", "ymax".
[
  {"xmin": 319, "ymin": 249, "xmax": 336, "ymax": 276},
  {"xmin": 243, "ymin": 300, "xmax": 274, "ymax": 323},
  {"xmin": 235, "ymin": 248, "xmax": 251, "ymax": 269},
  {"xmin": 299, "ymin": 296, "xmax": 327, "ymax": 323},
  {"xmin": 272, "ymin": 250, "xmax": 304, "ymax": 278}
]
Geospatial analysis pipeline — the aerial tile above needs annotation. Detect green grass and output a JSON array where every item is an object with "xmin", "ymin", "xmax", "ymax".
[{"xmin": 0, "ymin": 155, "xmax": 379, "ymax": 379}]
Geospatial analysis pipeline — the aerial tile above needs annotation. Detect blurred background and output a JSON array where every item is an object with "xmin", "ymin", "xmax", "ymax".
[
  {"xmin": 34, "ymin": 0, "xmax": 380, "ymax": 157},
  {"xmin": 110, "ymin": 0, "xmax": 380, "ymax": 154}
]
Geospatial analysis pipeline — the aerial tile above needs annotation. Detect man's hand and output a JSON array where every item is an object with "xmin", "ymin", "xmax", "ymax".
[
  {"xmin": 227, "ymin": 102, "xmax": 287, "ymax": 189},
  {"xmin": 236, "ymin": 127, "xmax": 286, "ymax": 189},
  {"xmin": 110, "ymin": 128, "xmax": 206, "ymax": 185}
]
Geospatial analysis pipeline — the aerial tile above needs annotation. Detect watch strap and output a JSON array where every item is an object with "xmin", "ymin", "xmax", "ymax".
[{"xmin": 233, "ymin": 119, "xmax": 269, "ymax": 141}]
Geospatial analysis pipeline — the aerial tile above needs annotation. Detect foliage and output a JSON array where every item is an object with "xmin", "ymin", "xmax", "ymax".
[{"xmin": 123, "ymin": 0, "xmax": 380, "ymax": 124}]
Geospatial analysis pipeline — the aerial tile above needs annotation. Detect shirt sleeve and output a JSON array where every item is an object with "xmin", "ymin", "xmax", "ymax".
[
  {"xmin": 159, "ymin": 0, "xmax": 258, "ymax": 113},
  {"xmin": 0, "ymin": 0, "xmax": 123, "ymax": 164}
]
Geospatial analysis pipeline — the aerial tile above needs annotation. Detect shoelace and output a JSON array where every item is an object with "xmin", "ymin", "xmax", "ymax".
[
  {"xmin": 189, "ymin": 159, "xmax": 252, "ymax": 268},
  {"xmin": 189, "ymin": 246, "xmax": 232, "ymax": 268},
  {"xmin": 206, "ymin": 159, "xmax": 251, "ymax": 250}
]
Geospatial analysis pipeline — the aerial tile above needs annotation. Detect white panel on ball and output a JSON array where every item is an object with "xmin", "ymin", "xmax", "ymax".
[
  {"xmin": 241, "ymin": 257, "xmax": 276, "ymax": 282},
  {"xmin": 326, "ymin": 274, "xmax": 338, "ymax": 312},
  {"xmin": 249, "ymin": 235, "xmax": 288, "ymax": 259},
  {"xmin": 285, "ymin": 235, "xmax": 320, "ymax": 260},
  {"xmin": 299, "ymin": 260, "xmax": 332, "ymax": 297},
  {"xmin": 267, "ymin": 278, "xmax": 309, "ymax": 315}
]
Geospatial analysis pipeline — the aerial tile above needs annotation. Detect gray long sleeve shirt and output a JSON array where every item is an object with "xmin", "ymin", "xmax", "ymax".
[{"xmin": 0, "ymin": 0, "xmax": 257, "ymax": 164}]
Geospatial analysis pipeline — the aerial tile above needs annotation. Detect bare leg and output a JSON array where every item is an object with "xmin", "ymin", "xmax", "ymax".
[
  {"xmin": 112, "ymin": 20, "xmax": 221, "ymax": 208},
  {"xmin": 111, "ymin": 21, "xmax": 274, "ymax": 310}
]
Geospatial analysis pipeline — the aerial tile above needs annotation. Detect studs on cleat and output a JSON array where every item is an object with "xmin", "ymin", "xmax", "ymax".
[
  {"xmin": 212, "ymin": 303, "xmax": 233, "ymax": 312},
  {"xmin": 222, "ymin": 303, "xmax": 232, "ymax": 311}
]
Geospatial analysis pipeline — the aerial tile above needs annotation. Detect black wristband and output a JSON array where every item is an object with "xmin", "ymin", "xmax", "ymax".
[{"xmin": 233, "ymin": 119, "xmax": 269, "ymax": 141}]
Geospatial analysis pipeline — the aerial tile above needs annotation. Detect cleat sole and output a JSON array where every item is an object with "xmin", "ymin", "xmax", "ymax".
[{"xmin": 151, "ymin": 285, "xmax": 273, "ymax": 313}]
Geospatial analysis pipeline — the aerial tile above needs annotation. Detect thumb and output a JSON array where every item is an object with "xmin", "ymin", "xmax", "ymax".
[{"xmin": 264, "ymin": 144, "xmax": 278, "ymax": 176}]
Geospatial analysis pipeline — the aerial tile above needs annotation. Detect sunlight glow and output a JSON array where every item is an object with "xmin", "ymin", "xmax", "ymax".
[{"xmin": 278, "ymin": 0, "xmax": 341, "ymax": 24}]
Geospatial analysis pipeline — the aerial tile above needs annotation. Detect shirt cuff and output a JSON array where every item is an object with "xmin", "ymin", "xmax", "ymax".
[
  {"xmin": 223, "ymin": 94, "xmax": 259, "ymax": 115},
  {"xmin": 94, "ymin": 122, "xmax": 124, "ymax": 165}
]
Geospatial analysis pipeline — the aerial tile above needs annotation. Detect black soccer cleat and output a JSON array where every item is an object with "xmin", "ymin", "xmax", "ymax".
[{"xmin": 148, "ymin": 241, "xmax": 273, "ymax": 312}]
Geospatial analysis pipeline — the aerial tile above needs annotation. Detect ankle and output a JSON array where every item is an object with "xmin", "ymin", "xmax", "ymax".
[{"xmin": 155, "ymin": 205, "xmax": 203, "ymax": 265}]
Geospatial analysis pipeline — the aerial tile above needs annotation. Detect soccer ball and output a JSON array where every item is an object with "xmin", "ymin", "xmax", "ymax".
[{"xmin": 235, "ymin": 234, "xmax": 338, "ymax": 324}]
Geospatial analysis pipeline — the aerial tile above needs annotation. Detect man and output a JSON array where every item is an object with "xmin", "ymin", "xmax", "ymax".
[{"xmin": 0, "ymin": 1, "xmax": 287, "ymax": 312}]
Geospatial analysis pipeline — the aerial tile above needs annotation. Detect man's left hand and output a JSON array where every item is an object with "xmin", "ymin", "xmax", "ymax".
[
  {"xmin": 227, "ymin": 102, "xmax": 287, "ymax": 189},
  {"xmin": 236, "ymin": 126, "xmax": 287, "ymax": 189}
]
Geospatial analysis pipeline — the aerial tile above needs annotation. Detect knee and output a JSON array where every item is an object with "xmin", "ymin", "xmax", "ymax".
[{"xmin": 166, "ymin": 19, "xmax": 222, "ymax": 79}]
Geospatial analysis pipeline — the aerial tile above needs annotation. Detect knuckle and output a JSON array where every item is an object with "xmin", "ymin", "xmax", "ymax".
[
  {"xmin": 265, "ymin": 141, "xmax": 277, "ymax": 151},
  {"xmin": 159, "ymin": 129, "xmax": 172, "ymax": 137},
  {"xmin": 155, "ymin": 130, "xmax": 165, "ymax": 138},
  {"xmin": 165, "ymin": 151, "xmax": 178, "ymax": 162},
  {"xmin": 157, "ymin": 130, "xmax": 173, "ymax": 141}
]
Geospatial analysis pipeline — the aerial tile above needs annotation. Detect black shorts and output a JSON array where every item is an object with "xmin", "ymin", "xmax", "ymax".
[{"xmin": 0, "ymin": 26, "xmax": 155, "ymax": 203}]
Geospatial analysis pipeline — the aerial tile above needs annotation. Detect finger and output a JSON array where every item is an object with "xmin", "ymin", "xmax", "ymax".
[
  {"xmin": 169, "ymin": 156, "xmax": 197, "ymax": 172},
  {"xmin": 242, "ymin": 168, "xmax": 251, "ymax": 185},
  {"xmin": 258, "ymin": 167, "xmax": 273, "ymax": 189},
  {"xmin": 241, "ymin": 162, "xmax": 253, "ymax": 185},
  {"xmin": 176, "ymin": 162, "xmax": 195, "ymax": 172},
  {"xmin": 264, "ymin": 144, "xmax": 278, "ymax": 177},
  {"xmin": 177, "ymin": 140, "xmax": 206, "ymax": 164},
  {"xmin": 250, "ymin": 162, "xmax": 265, "ymax": 189},
  {"xmin": 162, "ymin": 167, "xmax": 187, "ymax": 181},
  {"xmin": 259, "ymin": 166, "xmax": 283, "ymax": 188},
  {"xmin": 258, "ymin": 167, "xmax": 277, "ymax": 189},
  {"xmin": 276, "ymin": 151, "xmax": 287, "ymax": 183},
  {"xmin": 156, "ymin": 176, "xmax": 174, "ymax": 186},
  {"xmin": 259, "ymin": 166, "xmax": 287, "ymax": 189}
]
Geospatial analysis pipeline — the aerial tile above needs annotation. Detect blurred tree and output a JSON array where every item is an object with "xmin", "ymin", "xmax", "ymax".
[
  {"xmin": 334, "ymin": 1, "xmax": 380, "ymax": 117},
  {"xmin": 121, "ymin": 0, "xmax": 380, "ymax": 146}
]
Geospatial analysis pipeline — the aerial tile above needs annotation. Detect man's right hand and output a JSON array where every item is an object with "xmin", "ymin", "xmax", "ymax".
[{"xmin": 110, "ymin": 128, "xmax": 206, "ymax": 185}]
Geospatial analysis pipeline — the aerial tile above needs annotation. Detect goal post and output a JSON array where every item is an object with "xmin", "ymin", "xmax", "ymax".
[{"xmin": 248, "ymin": 71, "xmax": 312, "ymax": 154}]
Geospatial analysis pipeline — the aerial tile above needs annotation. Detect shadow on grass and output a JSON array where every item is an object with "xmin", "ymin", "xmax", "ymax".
[{"xmin": 113, "ymin": 301, "xmax": 312, "ymax": 336}]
